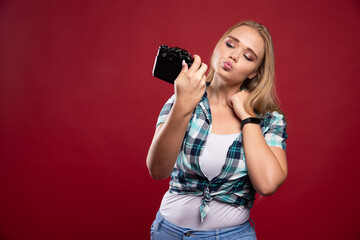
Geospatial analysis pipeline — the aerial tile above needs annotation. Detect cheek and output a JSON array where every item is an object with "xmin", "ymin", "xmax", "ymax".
[
  {"xmin": 241, "ymin": 63, "xmax": 258, "ymax": 75},
  {"xmin": 233, "ymin": 64, "xmax": 257, "ymax": 80},
  {"xmin": 211, "ymin": 50, "xmax": 221, "ymax": 69}
]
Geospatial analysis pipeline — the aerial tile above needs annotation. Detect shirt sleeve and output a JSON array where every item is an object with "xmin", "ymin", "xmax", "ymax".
[
  {"xmin": 156, "ymin": 94, "xmax": 176, "ymax": 127},
  {"xmin": 264, "ymin": 111, "xmax": 288, "ymax": 151}
]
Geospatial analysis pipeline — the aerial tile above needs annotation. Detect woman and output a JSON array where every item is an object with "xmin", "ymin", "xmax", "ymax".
[{"xmin": 147, "ymin": 20, "xmax": 288, "ymax": 239}]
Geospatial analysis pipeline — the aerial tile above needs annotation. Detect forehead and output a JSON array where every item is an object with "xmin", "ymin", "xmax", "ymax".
[{"xmin": 227, "ymin": 26, "xmax": 265, "ymax": 58}]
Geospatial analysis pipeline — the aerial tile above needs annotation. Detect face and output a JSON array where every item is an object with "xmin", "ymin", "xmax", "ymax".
[{"xmin": 211, "ymin": 26, "xmax": 265, "ymax": 84}]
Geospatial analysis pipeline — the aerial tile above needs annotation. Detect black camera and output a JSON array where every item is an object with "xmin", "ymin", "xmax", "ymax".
[{"xmin": 152, "ymin": 45, "xmax": 194, "ymax": 84}]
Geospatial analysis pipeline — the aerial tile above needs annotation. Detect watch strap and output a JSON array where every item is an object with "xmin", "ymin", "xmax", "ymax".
[{"xmin": 241, "ymin": 117, "xmax": 260, "ymax": 130}]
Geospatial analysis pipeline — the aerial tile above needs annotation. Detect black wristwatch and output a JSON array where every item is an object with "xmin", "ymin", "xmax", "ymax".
[{"xmin": 241, "ymin": 117, "xmax": 260, "ymax": 130}]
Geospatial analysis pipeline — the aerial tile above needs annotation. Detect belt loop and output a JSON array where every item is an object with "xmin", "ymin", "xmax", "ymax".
[
  {"xmin": 154, "ymin": 211, "xmax": 164, "ymax": 231},
  {"xmin": 249, "ymin": 218, "xmax": 255, "ymax": 230},
  {"xmin": 216, "ymin": 229, "xmax": 220, "ymax": 240}
]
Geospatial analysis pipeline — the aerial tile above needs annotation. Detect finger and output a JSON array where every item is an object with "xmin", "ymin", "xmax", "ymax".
[
  {"xmin": 193, "ymin": 62, "xmax": 208, "ymax": 84},
  {"xmin": 196, "ymin": 63, "xmax": 208, "ymax": 77},
  {"xmin": 188, "ymin": 55, "xmax": 202, "ymax": 73},
  {"xmin": 199, "ymin": 75, "xmax": 207, "ymax": 87},
  {"xmin": 241, "ymin": 89, "xmax": 250, "ymax": 97},
  {"xmin": 176, "ymin": 60, "xmax": 189, "ymax": 81}
]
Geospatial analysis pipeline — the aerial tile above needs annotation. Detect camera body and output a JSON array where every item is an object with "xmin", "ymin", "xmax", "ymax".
[{"xmin": 152, "ymin": 45, "xmax": 194, "ymax": 84}]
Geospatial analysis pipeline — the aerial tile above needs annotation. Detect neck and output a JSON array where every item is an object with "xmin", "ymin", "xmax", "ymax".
[{"xmin": 207, "ymin": 75, "xmax": 243, "ymax": 106}]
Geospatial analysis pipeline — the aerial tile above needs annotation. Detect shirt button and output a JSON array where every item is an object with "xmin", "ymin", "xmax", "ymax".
[{"xmin": 185, "ymin": 232, "xmax": 191, "ymax": 237}]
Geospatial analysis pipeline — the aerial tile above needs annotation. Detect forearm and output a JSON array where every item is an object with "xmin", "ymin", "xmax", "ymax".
[
  {"xmin": 146, "ymin": 103, "xmax": 192, "ymax": 180},
  {"xmin": 147, "ymin": 55, "xmax": 207, "ymax": 180},
  {"xmin": 242, "ymin": 124, "xmax": 287, "ymax": 196}
]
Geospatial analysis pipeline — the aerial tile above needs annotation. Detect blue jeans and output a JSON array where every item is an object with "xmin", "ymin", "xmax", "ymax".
[{"xmin": 150, "ymin": 211, "xmax": 257, "ymax": 240}]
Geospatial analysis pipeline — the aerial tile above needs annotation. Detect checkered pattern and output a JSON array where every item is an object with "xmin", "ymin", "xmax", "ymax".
[{"xmin": 156, "ymin": 92, "xmax": 287, "ymax": 221}]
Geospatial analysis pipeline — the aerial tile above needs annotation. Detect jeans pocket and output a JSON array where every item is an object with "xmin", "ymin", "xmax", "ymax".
[
  {"xmin": 150, "ymin": 220, "xmax": 156, "ymax": 238},
  {"xmin": 150, "ymin": 215, "xmax": 164, "ymax": 239}
]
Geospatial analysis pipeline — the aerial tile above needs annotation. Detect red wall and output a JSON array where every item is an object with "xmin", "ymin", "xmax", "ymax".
[{"xmin": 1, "ymin": 0, "xmax": 359, "ymax": 239}]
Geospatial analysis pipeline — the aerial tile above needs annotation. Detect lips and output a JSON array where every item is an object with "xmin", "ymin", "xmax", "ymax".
[{"xmin": 223, "ymin": 61, "xmax": 232, "ymax": 70}]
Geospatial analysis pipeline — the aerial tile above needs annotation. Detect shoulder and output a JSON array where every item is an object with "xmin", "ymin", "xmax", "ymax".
[
  {"xmin": 261, "ymin": 111, "xmax": 288, "ymax": 150},
  {"xmin": 156, "ymin": 94, "xmax": 176, "ymax": 127},
  {"xmin": 160, "ymin": 94, "xmax": 176, "ymax": 111},
  {"xmin": 165, "ymin": 94, "xmax": 176, "ymax": 104},
  {"xmin": 259, "ymin": 111, "xmax": 286, "ymax": 128}
]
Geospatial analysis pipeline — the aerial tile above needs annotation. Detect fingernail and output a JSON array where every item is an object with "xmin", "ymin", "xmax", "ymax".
[{"xmin": 182, "ymin": 60, "xmax": 186, "ymax": 67}]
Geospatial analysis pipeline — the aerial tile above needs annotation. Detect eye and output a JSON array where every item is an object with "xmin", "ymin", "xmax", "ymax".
[
  {"xmin": 226, "ymin": 40, "xmax": 234, "ymax": 48},
  {"xmin": 244, "ymin": 55, "xmax": 254, "ymax": 62}
]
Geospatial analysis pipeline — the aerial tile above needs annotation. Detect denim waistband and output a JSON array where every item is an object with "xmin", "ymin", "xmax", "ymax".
[{"xmin": 152, "ymin": 210, "xmax": 255, "ymax": 238}]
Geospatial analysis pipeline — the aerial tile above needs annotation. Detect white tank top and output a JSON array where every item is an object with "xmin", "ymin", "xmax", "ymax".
[
  {"xmin": 200, "ymin": 132, "xmax": 239, "ymax": 180},
  {"xmin": 160, "ymin": 133, "xmax": 250, "ymax": 230}
]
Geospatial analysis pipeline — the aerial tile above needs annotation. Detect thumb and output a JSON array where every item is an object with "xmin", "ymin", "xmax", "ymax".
[{"xmin": 177, "ymin": 60, "xmax": 188, "ymax": 80}]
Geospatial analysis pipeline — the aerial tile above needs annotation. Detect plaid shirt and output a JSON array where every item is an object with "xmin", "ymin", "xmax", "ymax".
[{"xmin": 156, "ymin": 91, "xmax": 287, "ymax": 221}]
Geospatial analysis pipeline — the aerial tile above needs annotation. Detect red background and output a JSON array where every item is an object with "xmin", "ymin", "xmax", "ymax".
[{"xmin": 1, "ymin": 0, "xmax": 359, "ymax": 239}]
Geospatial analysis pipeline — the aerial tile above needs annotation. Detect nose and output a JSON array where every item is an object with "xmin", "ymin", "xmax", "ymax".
[
  {"xmin": 229, "ymin": 48, "xmax": 242, "ymax": 63},
  {"xmin": 229, "ymin": 55, "xmax": 237, "ymax": 63}
]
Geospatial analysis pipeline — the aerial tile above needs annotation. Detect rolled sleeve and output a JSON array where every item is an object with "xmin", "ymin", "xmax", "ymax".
[
  {"xmin": 264, "ymin": 111, "xmax": 288, "ymax": 151},
  {"xmin": 156, "ymin": 94, "xmax": 176, "ymax": 127}
]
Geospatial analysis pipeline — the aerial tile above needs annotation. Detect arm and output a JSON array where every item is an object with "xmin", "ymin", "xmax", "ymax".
[
  {"xmin": 242, "ymin": 124, "xmax": 287, "ymax": 196},
  {"xmin": 229, "ymin": 91, "xmax": 287, "ymax": 196},
  {"xmin": 146, "ymin": 107, "xmax": 192, "ymax": 180},
  {"xmin": 146, "ymin": 56, "xmax": 208, "ymax": 180}
]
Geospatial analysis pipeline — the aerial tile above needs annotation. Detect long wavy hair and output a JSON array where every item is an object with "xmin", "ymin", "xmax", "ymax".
[{"xmin": 206, "ymin": 20, "xmax": 283, "ymax": 116}]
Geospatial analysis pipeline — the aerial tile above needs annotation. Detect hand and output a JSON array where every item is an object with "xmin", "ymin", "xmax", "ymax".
[
  {"xmin": 174, "ymin": 55, "xmax": 208, "ymax": 115},
  {"xmin": 228, "ymin": 90, "xmax": 256, "ymax": 120}
]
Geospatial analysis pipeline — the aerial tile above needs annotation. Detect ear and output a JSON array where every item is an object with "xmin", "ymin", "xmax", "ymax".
[
  {"xmin": 248, "ymin": 72, "xmax": 257, "ymax": 80},
  {"xmin": 248, "ymin": 67, "xmax": 259, "ymax": 80}
]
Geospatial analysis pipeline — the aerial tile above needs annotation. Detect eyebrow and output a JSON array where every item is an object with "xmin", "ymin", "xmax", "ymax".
[{"xmin": 227, "ymin": 35, "xmax": 259, "ymax": 60}]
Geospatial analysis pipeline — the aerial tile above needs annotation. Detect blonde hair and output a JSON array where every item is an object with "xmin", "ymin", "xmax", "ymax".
[{"xmin": 207, "ymin": 20, "xmax": 283, "ymax": 116}]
